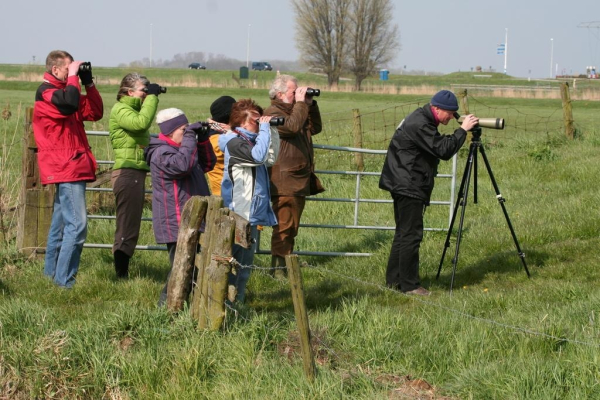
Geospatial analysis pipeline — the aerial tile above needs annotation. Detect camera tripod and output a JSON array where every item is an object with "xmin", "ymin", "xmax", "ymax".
[{"xmin": 436, "ymin": 126, "xmax": 530, "ymax": 291}]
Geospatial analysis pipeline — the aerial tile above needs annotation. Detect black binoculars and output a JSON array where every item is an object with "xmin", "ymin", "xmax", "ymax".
[
  {"xmin": 195, "ymin": 122, "xmax": 210, "ymax": 140},
  {"xmin": 255, "ymin": 117, "xmax": 285, "ymax": 126},
  {"xmin": 78, "ymin": 62, "xmax": 91, "ymax": 73},
  {"xmin": 306, "ymin": 88, "xmax": 320, "ymax": 96},
  {"xmin": 269, "ymin": 117, "xmax": 285, "ymax": 126},
  {"xmin": 143, "ymin": 84, "xmax": 167, "ymax": 94}
]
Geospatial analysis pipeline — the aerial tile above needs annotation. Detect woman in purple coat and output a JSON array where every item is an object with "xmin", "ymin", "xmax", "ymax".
[{"xmin": 144, "ymin": 108, "xmax": 216, "ymax": 305}]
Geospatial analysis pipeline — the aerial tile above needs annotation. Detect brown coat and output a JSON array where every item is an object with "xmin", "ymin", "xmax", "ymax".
[{"xmin": 264, "ymin": 99, "xmax": 322, "ymax": 196}]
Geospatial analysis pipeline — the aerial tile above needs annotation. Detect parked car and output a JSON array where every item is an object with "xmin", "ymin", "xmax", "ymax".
[
  {"xmin": 251, "ymin": 61, "xmax": 273, "ymax": 71},
  {"xmin": 188, "ymin": 63, "xmax": 206, "ymax": 70}
]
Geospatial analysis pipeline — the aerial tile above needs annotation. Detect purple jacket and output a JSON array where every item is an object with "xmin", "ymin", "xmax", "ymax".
[{"xmin": 144, "ymin": 130, "xmax": 216, "ymax": 244}]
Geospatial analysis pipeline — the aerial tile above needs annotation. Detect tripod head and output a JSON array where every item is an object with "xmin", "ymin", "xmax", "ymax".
[{"xmin": 471, "ymin": 126, "xmax": 482, "ymax": 141}]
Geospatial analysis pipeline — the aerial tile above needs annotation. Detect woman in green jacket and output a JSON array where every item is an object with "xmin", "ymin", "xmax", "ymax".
[{"xmin": 109, "ymin": 73, "xmax": 161, "ymax": 278}]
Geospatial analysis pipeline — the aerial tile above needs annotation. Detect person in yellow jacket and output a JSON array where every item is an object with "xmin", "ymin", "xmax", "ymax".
[
  {"xmin": 206, "ymin": 96, "xmax": 236, "ymax": 196},
  {"xmin": 108, "ymin": 73, "xmax": 161, "ymax": 278}
]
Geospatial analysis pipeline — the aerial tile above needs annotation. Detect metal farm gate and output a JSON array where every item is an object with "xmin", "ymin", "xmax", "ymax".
[{"xmin": 83, "ymin": 131, "xmax": 457, "ymax": 257}]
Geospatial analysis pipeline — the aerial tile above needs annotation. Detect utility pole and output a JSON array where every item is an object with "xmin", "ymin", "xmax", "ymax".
[
  {"xmin": 246, "ymin": 24, "xmax": 251, "ymax": 68},
  {"xmin": 550, "ymin": 38, "xmax": 554, "ymax": 78},
  {"xmin": 504, "ymin": 28, "xmax": 508, "ymax": 74},
  {"xmin": 150, "ymin": 23, "xmax": 153, "ymax": 68}
]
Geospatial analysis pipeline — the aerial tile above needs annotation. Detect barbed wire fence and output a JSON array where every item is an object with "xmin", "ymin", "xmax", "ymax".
[
  {"xmin": 316, "ymin": 93, "xmax": 573, "ymax": 154},
  {"xmin": 216, "ymin": 260, "xmax": 600, "ymax": 349}
]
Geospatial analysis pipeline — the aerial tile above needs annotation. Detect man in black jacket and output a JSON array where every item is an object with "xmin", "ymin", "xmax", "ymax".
[{"xmin": 379, "ymin": 90, "xmax": 479, "ymax": 295}]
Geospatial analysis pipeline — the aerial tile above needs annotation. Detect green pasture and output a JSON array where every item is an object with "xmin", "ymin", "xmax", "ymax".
[{"xmin": 1, "ymin": 66, "xmax": 600, "ymax": 399}]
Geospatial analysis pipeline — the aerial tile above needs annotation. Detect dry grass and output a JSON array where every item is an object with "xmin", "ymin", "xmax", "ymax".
[{"xmin": 0, "ymin": 102, "xmax": 22, "ymax": 244}]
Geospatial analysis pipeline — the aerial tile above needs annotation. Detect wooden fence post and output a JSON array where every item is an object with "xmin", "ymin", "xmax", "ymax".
[
  {"xmin": 286, "ymin": 254, "xmax": 316, "ymax": 382},
  {"xmin": 192, "ymin": 196, "xmax": 252, "ymax": 328},
  {"xmin": 457, "ymin": 89, "xmax": 472, "ymax": 141},
  {"xmin": 352, "ymin": 109, "xmax": 364, "ymax": 172},
  {"xmin": 166, "ymin": 196, "xmax": 208, "ymax": 312},
  {"xmin": 457, "ymin": 89, "xmax": 469, "ymax": 114},
  {"xmin": 191, "ymin": 196, "xmax": 224, "ymax": 321},
  {"xmin": 205, "ymin": 214, "xmax": 236, "ymax": 331},
  {"xmin": 17, "ymin": 107, "xmax": 54, "ymax": 258},
  {"xmin": 560, "ymin": 82, "xmax": 575, "ymax": 139}
]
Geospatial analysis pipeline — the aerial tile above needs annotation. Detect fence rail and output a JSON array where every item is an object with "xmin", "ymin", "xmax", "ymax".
[
  {"xmin": 19, "ymin": 105, "xmax": 473, "ymax": 257},
  {"xmin": 82, "ymin": 137, "xmax": 459, "ymax": 256}
]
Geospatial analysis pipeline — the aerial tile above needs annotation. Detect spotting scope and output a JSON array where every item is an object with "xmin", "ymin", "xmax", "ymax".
[{"xmin": 454, "ymin": 113, "xmax": 504, "ymax": 130}]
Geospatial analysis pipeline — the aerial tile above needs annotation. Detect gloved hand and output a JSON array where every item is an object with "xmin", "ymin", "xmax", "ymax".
[
  {"xmin": 79, "ymin": 67, "xmax": 93, "ymax": 86},
  {"xmin": 188, "ymin": 121, "xmax": 210, "ymax": 142},
  {"xmin": 147, "ymin": 83, "xmax": 161, "ymax": 96}
]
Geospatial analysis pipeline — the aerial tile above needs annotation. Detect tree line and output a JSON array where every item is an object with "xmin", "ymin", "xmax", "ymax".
[{"xmin": 119, "ymin": 52, "xmax": 303, "ymax": 72}]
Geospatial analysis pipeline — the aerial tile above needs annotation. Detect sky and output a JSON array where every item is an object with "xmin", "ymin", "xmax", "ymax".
[{"xmin": 1, "ymin": 0, "xmax": 599, "ymax": 79}]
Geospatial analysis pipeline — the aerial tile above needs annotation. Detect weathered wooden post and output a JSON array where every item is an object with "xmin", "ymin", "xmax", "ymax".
[
  {"xmin": 286, "ymin": 254, "xmax": 316, "ymax": 382},
  {"xmin": 226, "ymin": 213, "xmax": 252, "ymax": 302},
  {"xmin": 560, "ymin": 82, "xmax": 575, "ymax": 139},
  {"xmin": 17, "ymin": 107, "xmax": 54, "ymax": 258},
  {"xmin": 191, "ymin": 196, "xmax": 252, "ymax": 327},
  {"xmin": 205, "ymin": 214, "xmax": 236, "ymax": 331},
  {"xmin": 457, "ymin": 89, "xmax": 472, "ymax": 141},
  {"xmin": 457, "ymin": 88, "xmax": 469, "ymax": 114},
  {"xmin": 191, "ymin": 196, "xmax": 224, "ymax": 320},
  {"xmin": 166, "ymin": 196, "xmax": 208, "ymax": 312},
  {"xmin": 352, "ymin": 109, "xmax": 364, "ymax": 172}
]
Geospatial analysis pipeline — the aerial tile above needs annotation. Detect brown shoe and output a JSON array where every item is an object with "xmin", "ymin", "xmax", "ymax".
[{"xmin": 405, "ymin": 287, "xmax": 431, "ymax": 296}]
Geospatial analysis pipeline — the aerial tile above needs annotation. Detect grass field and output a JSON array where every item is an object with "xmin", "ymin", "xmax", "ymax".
[{"xmin": 1, "ymin": 66, "xmax": 600, "ymax": 399}]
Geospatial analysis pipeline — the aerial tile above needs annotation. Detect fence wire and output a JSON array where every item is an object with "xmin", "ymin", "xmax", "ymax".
[{"xmin": 210, "ymin": 260, "xmax": 600, "ymax": 349}]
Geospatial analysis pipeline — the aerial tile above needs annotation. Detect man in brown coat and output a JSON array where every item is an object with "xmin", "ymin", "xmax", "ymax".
[{"xmin": 264, "ymin": 74, "xmax": 324, "ymax": 277}]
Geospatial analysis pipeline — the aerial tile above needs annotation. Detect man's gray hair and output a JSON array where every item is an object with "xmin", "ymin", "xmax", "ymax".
[{"xmin": 268, "ymin": 74, "xmax": 297, "ymax": 100}]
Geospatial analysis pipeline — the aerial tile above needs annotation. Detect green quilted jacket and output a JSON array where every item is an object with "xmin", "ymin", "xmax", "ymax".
[{"xmin": 109, "ymin": 94, "xmax": 159, "ymax": 170}]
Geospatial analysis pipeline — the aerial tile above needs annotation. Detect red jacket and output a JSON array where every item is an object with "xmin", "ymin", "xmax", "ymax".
[{"xmin": 33, "ymin": 72, "xmax": 103, "ymax": 184}]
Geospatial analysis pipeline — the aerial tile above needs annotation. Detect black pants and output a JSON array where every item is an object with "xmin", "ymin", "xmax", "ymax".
[{"xmin": 386, "ymin": 195, "xmax": 426, "ymax": 292}]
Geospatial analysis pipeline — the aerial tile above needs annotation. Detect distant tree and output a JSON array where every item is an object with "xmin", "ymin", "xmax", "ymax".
[
  {"xmin": 291, "ymin": 0, "xmax": 351, "ymax": 88},
  {"xmin": 347, "ymin": 0, "xmax": 400, "ymax": 90}
]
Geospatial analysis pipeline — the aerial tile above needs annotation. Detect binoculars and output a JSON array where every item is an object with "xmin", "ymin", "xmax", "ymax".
[
  {"xmin": 194, "ymin": 122, "xmax": 210, "ymax": 141},
  {"xmin": 306, "ymin": 88, "xmax": 320, "ymax": 96},
  {"xmin": 255, "ymin": 117, "xmax": 285, "ymax": 126},
  {"xmin": 269, "ymin": 117, "xmax": 285, "ymax": 126},
  {"xmin": 78, "ymin": 62, "xmax": 91, "ymax": 73}
]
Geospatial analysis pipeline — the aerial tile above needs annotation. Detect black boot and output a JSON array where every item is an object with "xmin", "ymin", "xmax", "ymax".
[{"xmin": 114, "ymin": 250, "xmax": 130, "ymax": 279}]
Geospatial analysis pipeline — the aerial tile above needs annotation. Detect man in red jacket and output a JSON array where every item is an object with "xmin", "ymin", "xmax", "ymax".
[{"xmin": 33, "ymin": 50, "xmax": 104, "ymax": 288}]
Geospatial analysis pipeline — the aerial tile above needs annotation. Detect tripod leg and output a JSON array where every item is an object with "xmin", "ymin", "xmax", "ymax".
[
  {"xmin": 478, "ymin": 145, "xmax": 530, "ymax": 277},
  {"xmin": 448, "ymin": 147, "xmax": 476, "ymax": 292},
  {"xmin": 473, "ymin": 145, "xmax": 478, "ymax": 204},
  {"xmin": 437, "ymin": 142, "xmax": 476, "ymax": 282},
  {"xmin": 436, "ymin": 184, "xmax": 464, "ymax": 279}
]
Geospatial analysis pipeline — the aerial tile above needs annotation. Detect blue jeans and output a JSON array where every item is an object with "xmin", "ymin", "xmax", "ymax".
[
  {"xmin": 44, "ymin": 181, "xmax": 88, "ymax": 288},
  {"xmin": 228, "ymin": 225, "xmax": 258, "ymax": 303}
]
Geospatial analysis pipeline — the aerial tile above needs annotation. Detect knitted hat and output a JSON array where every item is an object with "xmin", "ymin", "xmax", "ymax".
[
  {"xmin": 156, "ymin": 108, "xmax": 189, "ymax": 136},
  {"xmin": 430, "ymin": 90, "xmax": 459, "ymax": 111},
  {"xmin": 210, "ymin": 96, "xmax": 236, "ymax": 123}
]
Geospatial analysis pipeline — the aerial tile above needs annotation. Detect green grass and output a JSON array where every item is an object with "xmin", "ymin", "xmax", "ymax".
[{"xmin": 2, "ymin": 66, "xmax": 600, "ymax": 399}]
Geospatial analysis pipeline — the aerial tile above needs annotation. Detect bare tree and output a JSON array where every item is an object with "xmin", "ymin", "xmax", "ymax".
[
  {"xmin": 348, "ymin": 0, "xmax": 400, "ymax": 90},
  {"xmin": 291, "ymin": 0, "xmax": 351, "ymax": 88}
]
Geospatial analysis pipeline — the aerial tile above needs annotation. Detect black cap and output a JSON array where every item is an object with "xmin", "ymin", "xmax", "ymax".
[{"xmin": 210, "ymin": 96, "xmax": 236, "ymax": 123}]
